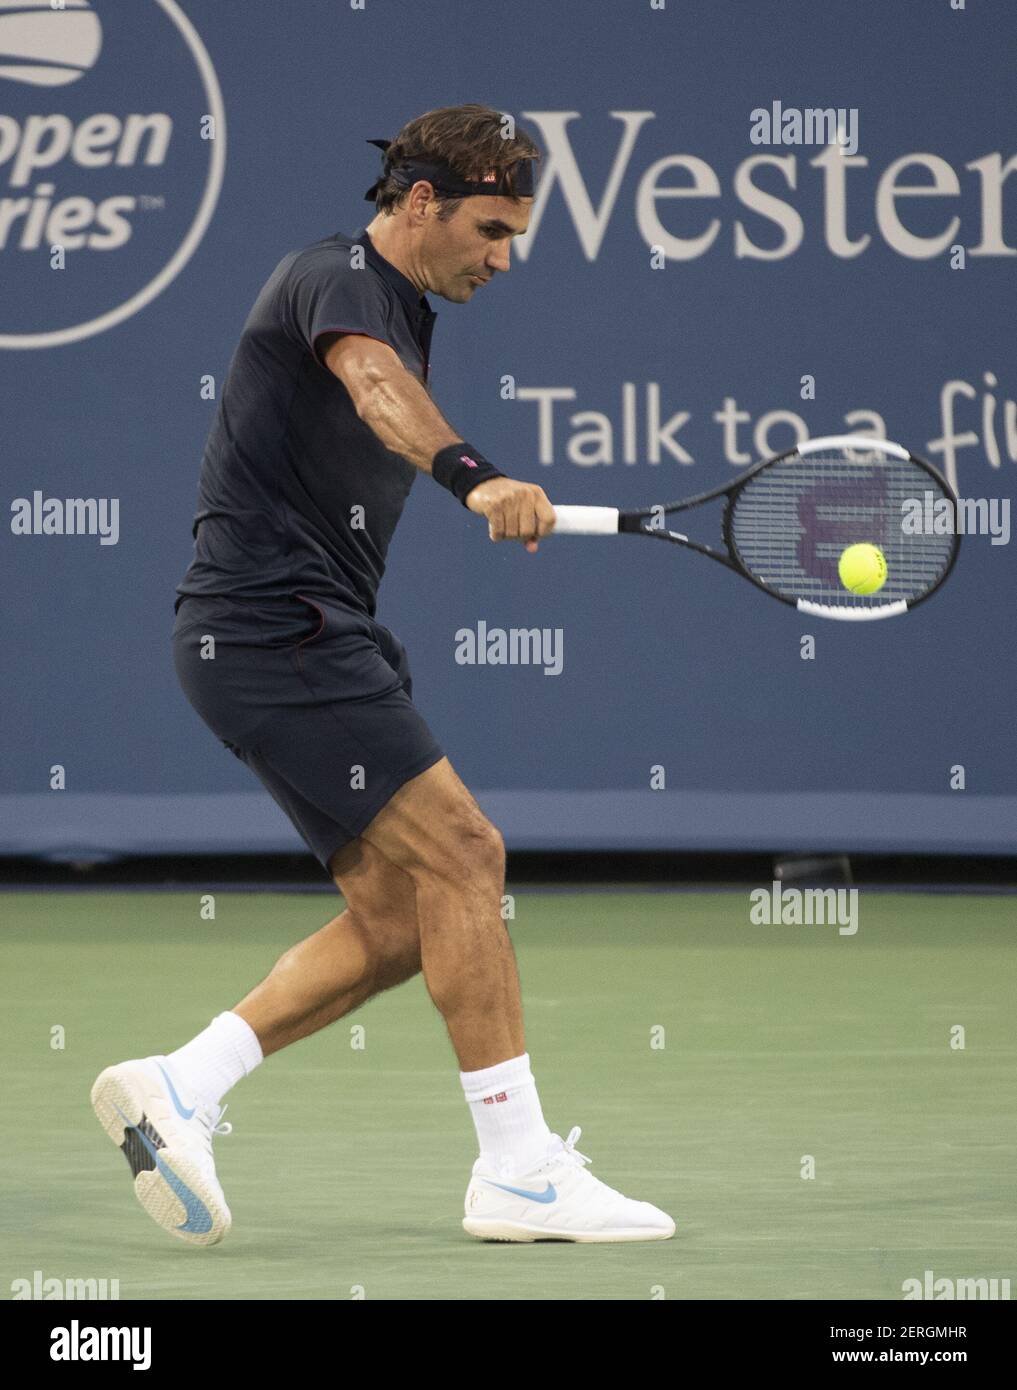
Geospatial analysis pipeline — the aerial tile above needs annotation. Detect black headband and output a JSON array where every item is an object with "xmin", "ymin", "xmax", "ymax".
[{"xmin": 363, "ymin": 138, "xmax": 535, "ymax": 202}]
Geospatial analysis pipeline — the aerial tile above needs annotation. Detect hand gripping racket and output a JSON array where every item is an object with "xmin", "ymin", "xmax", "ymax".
[{"xmin": 550, "ymin": 435, "xmax": 960, "ymax": 620}]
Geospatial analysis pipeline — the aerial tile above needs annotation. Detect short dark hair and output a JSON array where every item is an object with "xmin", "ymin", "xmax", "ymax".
[{"xmin": 372, "ymin": 103, "xmax": 540, "ymax": 221}]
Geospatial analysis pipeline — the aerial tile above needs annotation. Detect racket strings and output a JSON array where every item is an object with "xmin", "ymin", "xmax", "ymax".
[{"xmin": 728, "ymin": 451, "xmax": 956, "ymax": 606}]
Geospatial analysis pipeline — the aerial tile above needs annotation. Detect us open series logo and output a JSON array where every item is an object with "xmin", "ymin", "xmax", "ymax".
[{"xmin": 0, "ymin": 0, "xmax": 225, "ymax": 349}]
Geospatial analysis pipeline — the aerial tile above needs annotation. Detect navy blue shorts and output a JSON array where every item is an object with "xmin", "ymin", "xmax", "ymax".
[{"xmin": 172, "ymin": 593, "xmax": 445, "ymax": 869}]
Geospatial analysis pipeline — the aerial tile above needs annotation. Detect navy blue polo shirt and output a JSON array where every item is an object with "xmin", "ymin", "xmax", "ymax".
[{"xmin": 176, "ymin": 226, "xmax": 437, "ymax": 617}]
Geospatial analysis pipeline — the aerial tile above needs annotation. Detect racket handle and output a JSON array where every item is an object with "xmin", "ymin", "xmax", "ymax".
[{"xmin": 551, "ymin": 505, "xmax": 620, "ymax": 536}]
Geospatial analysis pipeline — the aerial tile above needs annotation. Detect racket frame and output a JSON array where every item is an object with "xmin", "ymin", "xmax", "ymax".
[{"xmin": 613, "ymin": 436, "xmax": 962, "ymax": 616}]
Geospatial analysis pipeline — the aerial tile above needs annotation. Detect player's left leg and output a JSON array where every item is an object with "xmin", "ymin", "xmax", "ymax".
[
  {"xmin": 228, "ymin": 835, "xmax": 422, "ymax": 1056},
  {"xmin": 89, "ymin": 837, "xmax": 421, "ymax": 1245}
]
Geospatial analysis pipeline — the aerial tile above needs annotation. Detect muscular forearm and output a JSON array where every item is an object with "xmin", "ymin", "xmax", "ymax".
[
  {"xmin": 340, "ymin": 350, "xmax": 556, "ymax": 551},
  {"xmin": 359, "ymin": 368, "xmax": 463, "ymax": 472}
]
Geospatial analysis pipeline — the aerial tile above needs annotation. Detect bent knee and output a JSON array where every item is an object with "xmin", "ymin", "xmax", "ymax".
[{"xmin": 412, "ymin": 816, "xmax": 505, "ymax": 890}]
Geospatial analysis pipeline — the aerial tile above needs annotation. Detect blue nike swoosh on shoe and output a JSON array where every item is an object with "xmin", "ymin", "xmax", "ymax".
[
  {"xmin": 156, "ymin": 1062, "xmax": 196, "ymax": 1119},
  {"xmin": 484, "ymin": 1179, "xmax": 557, "ymax": 1203},
  {"xmin": 114, "ymin": 1104, "xmax": 213, "ymax": 1235}
]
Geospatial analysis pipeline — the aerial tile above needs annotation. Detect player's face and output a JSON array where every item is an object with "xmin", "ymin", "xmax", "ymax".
[{"xmin": 425, "ymin": 196, "xmax": 532, "ymax": 303}]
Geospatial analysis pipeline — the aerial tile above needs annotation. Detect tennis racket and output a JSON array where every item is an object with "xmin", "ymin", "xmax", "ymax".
[{"xmin": 550, "ymin": 435, "xmax": 960, "ymax": 620}]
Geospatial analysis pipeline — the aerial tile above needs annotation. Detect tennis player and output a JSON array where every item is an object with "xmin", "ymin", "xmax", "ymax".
[{"xmin": 91, "ymin": 104, "xmax": 675, "ymax": 1245}]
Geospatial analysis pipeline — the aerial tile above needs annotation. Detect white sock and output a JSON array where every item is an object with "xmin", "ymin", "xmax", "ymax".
[
  {"xmin": 460, "ymin": 1052, "xmax": 552, "ymax": 1176},
  {"xmin": 163, "ymin": 1011, "xmax": 263, "ymax": 1111}
]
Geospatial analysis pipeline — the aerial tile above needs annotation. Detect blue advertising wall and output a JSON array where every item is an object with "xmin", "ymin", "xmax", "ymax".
[{"xmin": 2, "ymin": 0, "xmax": 1015, "ymax": 861}]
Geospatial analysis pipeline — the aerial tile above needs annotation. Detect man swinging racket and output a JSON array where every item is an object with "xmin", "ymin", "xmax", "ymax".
[{"xmin": 91, "ymin": 104, "xmax": 675, "ymax": 1245}]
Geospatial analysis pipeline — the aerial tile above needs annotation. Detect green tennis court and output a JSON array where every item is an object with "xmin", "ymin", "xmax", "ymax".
[{"xmin": 3, "ymin": 888, "xmax": 1013, "ymax": 1301}]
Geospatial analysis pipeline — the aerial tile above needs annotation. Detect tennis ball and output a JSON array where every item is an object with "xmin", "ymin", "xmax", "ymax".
[{"xmin": 838, "ymin": 543, "xmax": 887, "ymax": 595}]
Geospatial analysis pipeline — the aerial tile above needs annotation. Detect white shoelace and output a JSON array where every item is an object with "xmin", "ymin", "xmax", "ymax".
[
  {"xmin": 194, "ymin": 1102, "xmax": 233, "ymax": 1157},
  {"xmin": 554, "ymin": 1127, "xmax": 636, "ymax": 1208},
  {"xmin": 555, "ymin": 1126, "xmax": 591, "ymax": 1167}
]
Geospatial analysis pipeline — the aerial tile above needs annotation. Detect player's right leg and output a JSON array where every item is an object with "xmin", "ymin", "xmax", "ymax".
[
  {"xmin": 358, "ymin": 756, "xmax": 524, "ymax": 1071},
  {"xmin": 354, "ymin": 757, "xmax": 676, "ymax": 1243}
]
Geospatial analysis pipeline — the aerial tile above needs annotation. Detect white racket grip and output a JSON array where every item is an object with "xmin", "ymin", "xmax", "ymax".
[{"xmin": 552, "ymin": 505, "xmax": 621, "ymax": 536}]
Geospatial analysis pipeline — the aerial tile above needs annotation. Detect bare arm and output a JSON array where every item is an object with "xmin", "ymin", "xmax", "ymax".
[
  {"xmin": 321, "ymin": 333, "xmax": 461, "ymax": 470},
  {"xmin": 322, "ymin": 333, "xmax": 556, "ymax": 550}
]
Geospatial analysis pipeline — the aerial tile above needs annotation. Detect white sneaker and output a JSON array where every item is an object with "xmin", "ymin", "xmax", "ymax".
[
  {"xmin": 90, "ymin": 1056, "xmax": 232, "ymax": 1246},
  {"xmin": 463, "ymin": 1126, "xmax": 676, "ymax": 1243}
]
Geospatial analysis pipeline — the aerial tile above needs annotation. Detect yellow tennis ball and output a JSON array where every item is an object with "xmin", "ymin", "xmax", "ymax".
[{"xmin": 838, "ymin": 543, "xmax": 887, "ymax": 595}]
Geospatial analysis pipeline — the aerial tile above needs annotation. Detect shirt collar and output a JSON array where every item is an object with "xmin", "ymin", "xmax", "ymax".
[{"xmin": 352, "ymin": 225, "xmax": 433, "ymax": 317}]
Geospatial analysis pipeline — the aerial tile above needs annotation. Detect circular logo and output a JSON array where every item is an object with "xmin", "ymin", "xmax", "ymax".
[{"xmin": 0, "ymin": 0, "xmax": 225, "ymax": 349}]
